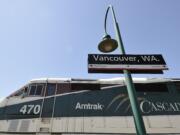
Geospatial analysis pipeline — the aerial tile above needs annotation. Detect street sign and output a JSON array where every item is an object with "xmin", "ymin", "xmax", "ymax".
[{"xmin": 88, "ymin": 54, "xmax": 168, "ymax": 74}]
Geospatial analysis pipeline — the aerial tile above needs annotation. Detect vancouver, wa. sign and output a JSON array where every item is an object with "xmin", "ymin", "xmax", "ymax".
[{"xmin": 88, "ymin": 54, "xmax": 168, "ymax": 74}]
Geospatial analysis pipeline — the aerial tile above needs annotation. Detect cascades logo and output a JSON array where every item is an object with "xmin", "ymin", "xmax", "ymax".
[
  {"xmin": 107, "ymin": 94, "xmax": 180, "ymax": 114},
  {"xmin": 140, "ymin": 100, "xmax": 180, "ymax": 113},
  {"xmin": 75, "ymin": 102, "xmax": 104, "ymax": 110}
]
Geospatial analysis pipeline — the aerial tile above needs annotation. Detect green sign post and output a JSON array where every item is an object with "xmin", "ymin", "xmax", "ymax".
[{"xmin": 97, "ymin": 5, "xmax": 147, "ymax": 135}]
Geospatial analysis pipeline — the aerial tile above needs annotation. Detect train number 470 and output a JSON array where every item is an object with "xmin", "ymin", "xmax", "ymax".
[{"xmin": 20, "ymin": 105, "xmax": 41, "ymax": 115}]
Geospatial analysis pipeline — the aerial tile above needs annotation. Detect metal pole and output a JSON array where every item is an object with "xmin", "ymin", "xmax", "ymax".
[{"xmin": 108, "ymin": 5, "xmax": 147, "ymax": 135}]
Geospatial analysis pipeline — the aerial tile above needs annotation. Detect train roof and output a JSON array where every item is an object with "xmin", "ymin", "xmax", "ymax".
[
  {"xmin": 30, "ymin": 78, "xmax": 98, "ymax": 84},
  {"xmin": 9, "ymin": 77, "xmax": 180, "ymax": 95},
  {"xmin": 3, "ymin": 77, "xmax": 180, "ymax": 100},
  {"xmin": 99, "ymin": 78, "xmax": 180, "ymax": 83},
  {"xmin": 29, "ymin": 77, "xmax": 180, "ymax": 84}
]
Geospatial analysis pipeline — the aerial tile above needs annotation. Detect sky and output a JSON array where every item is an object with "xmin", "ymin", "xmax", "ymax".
[{"xmin": 0, "ymin": 0, "xmax": 180, "ymax": 98}]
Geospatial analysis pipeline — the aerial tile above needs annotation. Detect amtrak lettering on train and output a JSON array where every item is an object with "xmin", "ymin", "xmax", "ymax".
[{"xmin": 75, "ymin": 102, "xmax": 104, "ymax": 110}]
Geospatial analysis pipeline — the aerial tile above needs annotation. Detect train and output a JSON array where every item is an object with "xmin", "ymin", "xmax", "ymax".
[{"xmin": 0, "ymin": 77, "xmax": 180, "ymax": 135}]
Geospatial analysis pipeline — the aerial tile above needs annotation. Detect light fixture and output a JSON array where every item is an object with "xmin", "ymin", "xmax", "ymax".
[{"xmin": 98, "ymin": 34, "xmax": 118, "ymax": 53}]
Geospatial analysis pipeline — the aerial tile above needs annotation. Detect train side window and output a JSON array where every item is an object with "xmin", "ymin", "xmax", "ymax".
[
  {"xmin": 29, "ymin": 85, "xmax": 37, "ymax": 95},
  {"xmin": 14, "ymin": 90, "xmax": 23, "ymax": 96},
  {"xmin": 71, "ymin": 83, "xmax": 100, "ymax": 91},
  {"xmin": 135, "ymin": 83, "xmax": 168, "ymax": 92},
  {"xmin": 56, "ymin": 83, "xmax": 71, "ymax": 94},
  {"xmin": 35, "ymin": 85, "xmax": 43, "ymax": 96},
  {"xmin": 22, "ymin": 87, "xmax": 29, "ymax": 97},
  {"xmin": 175, "ymin": 82, "xmax": 180, "ymax": 92},
  {"xmin": 46, "ymin": 84, "xmax": 56, "ymax": 96}
]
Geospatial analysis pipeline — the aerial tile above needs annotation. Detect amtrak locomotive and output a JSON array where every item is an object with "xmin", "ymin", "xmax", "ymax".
[{"xmin": 0, "ymin": 77, "xmax": 180, "ymax": 135}]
